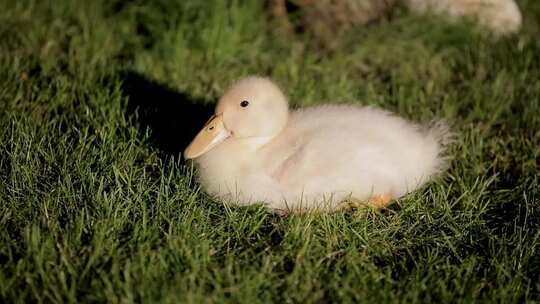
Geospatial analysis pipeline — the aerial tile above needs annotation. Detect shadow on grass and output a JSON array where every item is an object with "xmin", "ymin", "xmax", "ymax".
[{"xmin": 120, "ymin": 71, "xmax": 213, "ymax": 157}]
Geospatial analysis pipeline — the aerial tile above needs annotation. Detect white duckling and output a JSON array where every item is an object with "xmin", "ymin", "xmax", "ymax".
[{"xmin": 184, "ymin": 77, "xmax": 449, "ymax": 213}]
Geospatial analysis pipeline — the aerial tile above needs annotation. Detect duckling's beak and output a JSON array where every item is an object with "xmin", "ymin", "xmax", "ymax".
[{"xmin": 184, "ymin": 114, "xmax": 231, "ymax": 159}]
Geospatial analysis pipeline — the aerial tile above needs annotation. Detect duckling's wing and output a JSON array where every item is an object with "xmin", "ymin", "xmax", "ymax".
[{"xmin": 271, "ymin": 144, "xmax": 305, "ymax": 183}]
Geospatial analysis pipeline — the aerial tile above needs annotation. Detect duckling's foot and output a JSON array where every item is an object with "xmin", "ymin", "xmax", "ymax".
[
  {"xmin": 368, "ymin": 193, "xmax": 393, "ymax": 209},
  {"xmin": 339, "ymin": 193, "xmax": 393, "ymax": 210}
]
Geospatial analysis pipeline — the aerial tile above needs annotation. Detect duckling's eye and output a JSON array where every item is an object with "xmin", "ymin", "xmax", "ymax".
[{"xmin": 240, "ymin": 100, "xmax": 249, "ymax": 108}]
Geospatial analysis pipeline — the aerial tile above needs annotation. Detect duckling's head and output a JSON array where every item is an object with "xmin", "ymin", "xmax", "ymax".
[{"xmin": 184, "ymin": 77, "xmax": 289, "ymax": 159}]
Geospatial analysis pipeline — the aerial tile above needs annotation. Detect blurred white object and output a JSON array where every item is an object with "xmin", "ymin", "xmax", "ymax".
[
  {"xmin": 271, "ymin": 0, "xmax": 522, "ymax": 37},
  {"xmin": 406, "ymin": 0, "xmax": 522, "ymax": 34}
]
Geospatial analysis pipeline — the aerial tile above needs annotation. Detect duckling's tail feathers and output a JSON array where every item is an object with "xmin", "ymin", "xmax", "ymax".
[{"xmin": 425, "ymin": 119, "xmax": 454, "ymax": 175}]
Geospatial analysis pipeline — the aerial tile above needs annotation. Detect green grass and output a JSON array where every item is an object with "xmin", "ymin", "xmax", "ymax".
[{"xmin": 1, "ymin": 0, "xmax": 539, "ymax": 302}]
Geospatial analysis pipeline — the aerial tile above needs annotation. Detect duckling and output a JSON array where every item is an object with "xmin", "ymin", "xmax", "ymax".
[{"xmin": 184, "ymin": 77, "xmax": 449, "ymax": 213}]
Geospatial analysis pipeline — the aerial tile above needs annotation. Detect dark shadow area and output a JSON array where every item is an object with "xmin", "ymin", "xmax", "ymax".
[{"xmin": 120, "ymin": 71, "xmax": 213, "ymax": 157}]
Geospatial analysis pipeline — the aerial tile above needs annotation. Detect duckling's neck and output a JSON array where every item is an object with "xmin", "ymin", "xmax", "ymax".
[
  {"xmin": 198, "ymin": 135, "xmax": 277, "ymax": 169},
  {"xmin": 196, "ymin": 135, "xmax": 277, "ymax": 187},
  {"xmin": 236, "ymin": 136, "xmax": 275, "ymax": 152},
  {"xmin": 216, "ymin": 136, "xmax": 276, "ymax": 164}
]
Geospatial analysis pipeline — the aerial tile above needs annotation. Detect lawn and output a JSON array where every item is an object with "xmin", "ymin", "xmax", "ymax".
[{"xmin": 1, "ymin": 0, "xmax": 539, "ymax": 302}]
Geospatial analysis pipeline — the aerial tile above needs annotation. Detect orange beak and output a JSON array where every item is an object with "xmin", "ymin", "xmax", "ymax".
[{"xmin": 184, "ymin": 114, "xmax": 231, "ymax": 159}]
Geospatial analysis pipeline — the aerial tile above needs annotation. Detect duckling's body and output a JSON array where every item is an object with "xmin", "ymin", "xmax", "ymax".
[{"xmin": 185, "ymin": 77, "xmax": 449, "ymax": 212}]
